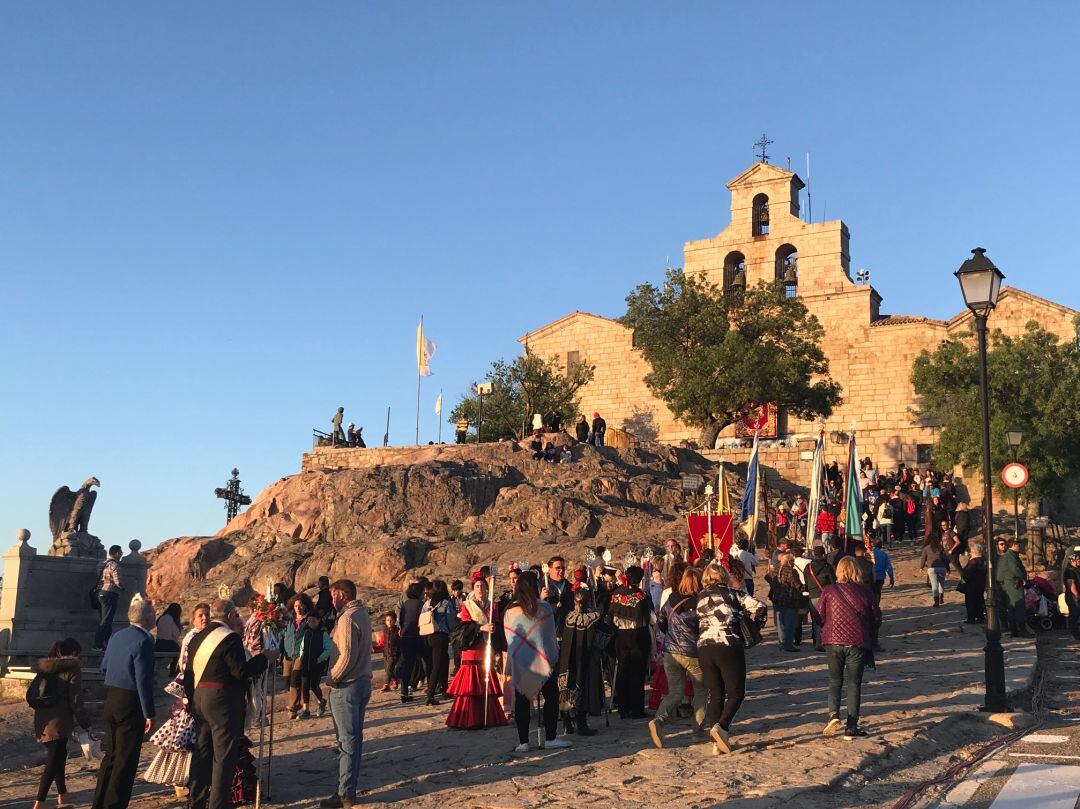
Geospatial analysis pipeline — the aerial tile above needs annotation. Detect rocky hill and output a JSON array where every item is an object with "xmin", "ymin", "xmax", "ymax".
[{"xmin": 145, "ymin": 437, "xmax": 724, "ymax": 615}]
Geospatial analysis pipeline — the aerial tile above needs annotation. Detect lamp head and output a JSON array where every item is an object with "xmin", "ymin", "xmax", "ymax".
[{"xmin": 954, "ymin": 247, "xmax": 1004, "ymax": 315}]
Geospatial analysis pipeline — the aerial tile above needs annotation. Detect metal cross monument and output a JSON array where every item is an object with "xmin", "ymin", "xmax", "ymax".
[
  {"xmin": 214, "ymin": 467, "xmax": 252, "ymax": 523},
  {"xmin": 754, "ymin": 133, "xmax": 773, "ymax": 164}
]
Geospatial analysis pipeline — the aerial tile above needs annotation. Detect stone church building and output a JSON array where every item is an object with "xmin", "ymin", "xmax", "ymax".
[{"xmin": 520, "ymin": 160, "xmax": 1077, "ymax": 469}]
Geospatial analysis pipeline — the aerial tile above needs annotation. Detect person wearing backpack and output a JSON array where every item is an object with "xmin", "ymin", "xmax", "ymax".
[
  {"xmin": 31, "ymin": 637, "xmax": 92, "ymax": 809},
  {"xmin": 875, "ymin": 496, "xmax": 894, "ymax": 547}
]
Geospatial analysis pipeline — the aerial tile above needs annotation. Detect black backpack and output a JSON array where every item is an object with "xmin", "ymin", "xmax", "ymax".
[{"xmin": 26, "ymin": 672, "xmax": 60, "ymax": 710}]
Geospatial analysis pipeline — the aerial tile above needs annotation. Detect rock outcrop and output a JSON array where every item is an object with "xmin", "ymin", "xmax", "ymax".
[{"xmin": 146, "ymin": 440, "xmax": 721, "ymax": 615}]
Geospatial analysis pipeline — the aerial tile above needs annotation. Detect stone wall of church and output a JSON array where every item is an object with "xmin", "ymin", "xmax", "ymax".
[{"xmin": 525, "ymin": 316, "xmax": 696, "ymax": 443}]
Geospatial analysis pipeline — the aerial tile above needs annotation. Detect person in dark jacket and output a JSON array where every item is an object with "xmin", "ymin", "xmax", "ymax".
[
  {"xmin": 765, "ymin": 554, "xmax": 803, "ymax": 652},
  {"xmin": 555, "ymin": 586, "xmax": 603, "ymax": 736},
  {"xmin": 996, "ymin": 539, "xmax": 1031, "ymax": 637},
  {"xmin": 819, "ymin": 557, "xmax": 882, "ymax": 740},
  {"xmin": 804, "ymin": 547, "xmax": 836, "ymax": 651},
  {"xmin": 649, "ymin": 567, "xmax": 705, "ymax": 748},
  {"xmin": 314, "ymin": 576, "xmax": 336, "ymax": 630},
  {"xmin": 184, "ymin": 599, "xmax": 273, "ymax": 809},
  {"xmin": 960, "ymin": 542, "xmax": 987, "ymax": 624},
  {"xmin": 590, "ymin": 412, "xmax": 607, "ymax": 447},
  {"xmin": 397, "ymin": 583, "xmax": 424, "ymax": 703},
  {"xmin": 377, "ymin": 612, "xmax": 401, "ymax": 692},
  {"xmin": 607, "ymin": 565, "xmax": 652, "ymax": 719},
  {"xmin": 92, "ymin": 596, "xmax": 157, "ymax": 809},
  {"xmin": 33, "ymin": 638, "xmax": 92, "ymax": 809},
  {"xmin": 575, "ymin": 416, "xmax": 590, "ymax": 443}
]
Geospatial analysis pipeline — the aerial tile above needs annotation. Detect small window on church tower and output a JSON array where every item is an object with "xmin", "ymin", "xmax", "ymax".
[
  {"xmin": 567, "ymin": 350, "xmax": 581, "ymax": 372},
  {"xmin": 753, "ymin": 193, "xmax": 769, "ymax": 237}
]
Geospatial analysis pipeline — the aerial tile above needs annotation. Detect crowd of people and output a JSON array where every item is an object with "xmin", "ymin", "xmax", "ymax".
[{"xmin": 28, "ymin": 455, "xmax": 1080, "ymax": 808}]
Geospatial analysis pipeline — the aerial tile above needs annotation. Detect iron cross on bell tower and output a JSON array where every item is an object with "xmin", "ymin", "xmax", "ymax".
[
  {"xmin": 754, "ymin": 133, "xmax": 773, "ymax": 164},
  {"xmin": 214, "ymin": 467, "xmax": 252, "ymax": 524}
]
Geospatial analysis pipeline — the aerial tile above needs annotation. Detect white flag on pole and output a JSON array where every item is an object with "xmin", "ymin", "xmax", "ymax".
[
  {"xmin": 416, "ymin": 320, "xmax": 436, "ymax": 377},
  {"xmin": 435, "ymin": 392, "xmax": 443, "ymax": 415}
]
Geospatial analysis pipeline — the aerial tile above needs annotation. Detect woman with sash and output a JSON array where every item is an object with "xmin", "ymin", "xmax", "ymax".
[{"xmin": 445, "ymin": 572, "xmax": 508, "ymax": 729}]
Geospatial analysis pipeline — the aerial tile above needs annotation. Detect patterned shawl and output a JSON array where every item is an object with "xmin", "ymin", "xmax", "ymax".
[{"xmin": 503, "ymin": 601, "xmax": 558, "ymax": 700}]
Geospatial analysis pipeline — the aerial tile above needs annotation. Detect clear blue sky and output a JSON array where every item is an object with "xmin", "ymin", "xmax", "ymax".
[{"xmin": 2, "ymin": 3, "xmax": 1078, "ymax": 549}]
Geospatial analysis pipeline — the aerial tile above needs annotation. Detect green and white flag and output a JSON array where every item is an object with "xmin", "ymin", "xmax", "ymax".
[{"xmin": 843, "ymin": 431, "xmax": 862, "ymax": 539}]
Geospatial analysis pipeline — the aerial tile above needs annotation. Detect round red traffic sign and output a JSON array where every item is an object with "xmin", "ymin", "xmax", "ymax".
[{"xmin": 1001, "ymin": 462, "xmax": 1029, "ymax": 489}]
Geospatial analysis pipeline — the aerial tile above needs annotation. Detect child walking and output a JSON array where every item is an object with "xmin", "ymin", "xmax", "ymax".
[
  {"xmin": 297, "ymin": 613, "xmax": 331, "ymax": 718},
  {"xmin": 378, "ymin": 612, "xmax": 401, "ymax": 692}
]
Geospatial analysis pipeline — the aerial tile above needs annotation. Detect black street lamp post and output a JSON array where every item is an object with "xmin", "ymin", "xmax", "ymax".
[{"xmin": 954, "ymin": 247, "xmax": 1008, "ymax": 713}]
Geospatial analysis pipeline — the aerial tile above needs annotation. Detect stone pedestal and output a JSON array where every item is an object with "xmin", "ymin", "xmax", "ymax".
[{"xmin": 0, "ymin": 531, "xmax": 148, "ymax": 659}]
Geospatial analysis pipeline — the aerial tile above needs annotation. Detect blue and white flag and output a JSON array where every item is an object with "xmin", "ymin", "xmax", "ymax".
[{"xmin": 739, "ymin": 432, "xmax": 759, "ymax": 539}]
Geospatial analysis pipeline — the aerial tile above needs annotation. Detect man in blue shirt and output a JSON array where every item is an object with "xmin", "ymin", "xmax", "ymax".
[
  {"xmin": 871, "ymin": 538, "xmax": 895, "ymax": 604},
  {"xmin": 92, "ymin": 595, "xmax": 157, "ymax": 809}
]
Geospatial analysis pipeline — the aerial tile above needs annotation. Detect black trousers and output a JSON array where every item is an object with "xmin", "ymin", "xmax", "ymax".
[
  {"xmin": 398, "ymin": 636, "xmax": 422, "ymax": 697},
  {"xmin": 37, "ymin": 738, "xmax": 68, "ymax": 801},
  {"xmin": 965, "ymin": 590, "xmax": 986, "ymax": 623},
  {"xmin": 514, "ymin": 676, "xmax": 559, "ymax": 744},
  {"xmin": 92, "ymin": 687, "xmax": 145, "ymax": 809},
  {"xmin": 614, "ymin": 628, "xmax": 649, "ymax": 717},
  {"xmin": 426, "ymin": 633, "xmax": 450, "ymax": 699},
  {"xmin": 190, "ymin": 686, "xmax": 246, "ymax": 809},
  {"xmin": 699, "ymin": 643, "xmax": 747, "ymax": 731}
]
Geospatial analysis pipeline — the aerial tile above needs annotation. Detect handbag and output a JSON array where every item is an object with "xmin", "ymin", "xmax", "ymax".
[
  {"xmin": 723, "ymin": 588, "xmax": 762, "ymax": 649},
  {"xmin": 418, "ymin": 605, "xmax": 436, "ymax": 637}
]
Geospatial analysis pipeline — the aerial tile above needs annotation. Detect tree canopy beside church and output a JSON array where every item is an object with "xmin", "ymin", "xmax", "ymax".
[
  {"xmin": 450, "ymin": 353, "xmax": 595, "ymax": 442},
  {"xmin": 621, "ymin": 268, "xmax": 842, "ymax": 447},
  {"xmin": 912, "ymin": 320, "xmax": 1080, "ymax": 503}
]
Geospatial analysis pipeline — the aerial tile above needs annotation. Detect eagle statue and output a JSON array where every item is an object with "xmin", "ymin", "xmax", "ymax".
[{"xmin": 49, "ymin": 477, "xmax": 101, "ymax": 540}]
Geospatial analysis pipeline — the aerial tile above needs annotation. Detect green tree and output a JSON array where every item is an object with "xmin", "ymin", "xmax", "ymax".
[
  {"xmin": 449, "ymin": 353, "xmax": 595, "ymax": 443},
  {"xmin": 620, "ymin": 268, "xmax": 842, "ymax": 447},
  {"xmin": 911, "ymin": 320, "xmax": 1080, "ymax": 503}
]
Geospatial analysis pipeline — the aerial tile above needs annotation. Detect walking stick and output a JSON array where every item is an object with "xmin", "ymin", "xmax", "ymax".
[
  {"xmin": 255, "ymin": 672, "xmax": 266, "ymax": 805},
  {"xmin": 607, "ymin": 659, "xmax": 619, "ymax": 722},
  {"xmin": 536, "ymin": 693, "xmax": 544, "ymax": 748},
  {"xmin": 483, "ymin": 562, "xmax": 496, "ymax": 728},
  {"xmin": 267, "ymin": 658, "xmax": 276, "ymax": 799}
]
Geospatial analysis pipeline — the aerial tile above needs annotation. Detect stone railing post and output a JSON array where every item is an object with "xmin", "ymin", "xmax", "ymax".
[{"xmin": 0, "ymin": 529, "xmax": 37, "ymax": 653}]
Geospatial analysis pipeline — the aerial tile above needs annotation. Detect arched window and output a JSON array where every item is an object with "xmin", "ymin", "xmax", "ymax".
[
  {"xmin": 752, "ymin": 193, "xmax": 770, "ymax": 237},
  {"xmin": 775, "ymin": 244, "xmax": 797, "ymax": 298},
  {"xmin": 723, "ymin": 251, "xmax": 746, "ymax": 296}
]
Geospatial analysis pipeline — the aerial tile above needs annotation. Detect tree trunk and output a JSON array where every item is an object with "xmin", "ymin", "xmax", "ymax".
[{"xmin": 699, "ymin": 421, "xmax": 723, "ymax": 450}]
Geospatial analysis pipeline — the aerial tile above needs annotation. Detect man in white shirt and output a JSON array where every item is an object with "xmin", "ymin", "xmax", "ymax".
[{"xmin": 737, "ymin": 542, "xmax": 760, "ymax": 597}]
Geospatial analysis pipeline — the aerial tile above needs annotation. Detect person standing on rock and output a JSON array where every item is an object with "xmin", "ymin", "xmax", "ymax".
[
  {"xmin": 503, "ymin": 571, "xmax": 570, "ymax": 752},
  {"xmin": 819, "ymin": 557, "xmax": 880, "ymax": 740},
  {"xmin": 590, "ymin": 412, "xmax": 606, "ymax": 447},
  {"xmin": 92, "ymin": 545, "xmax": 125, "ymax": 651},
  {"xmin": 455, "ymin": 417, "xmax": 469, "ymax": 444},
  {"xmin": 321, "ymin": 579, "xmax": 373, "ymax": 809},
  {"xmin": 575, "ymin": 415, "xmax": 590, "ymax": 443},
  {"xmin": 332, "ymin": 407, "xmax": 346, "ymax": 446},
  {"xmin": 696, "ymin": 563, "xmax": 766, "ymax": 754}
]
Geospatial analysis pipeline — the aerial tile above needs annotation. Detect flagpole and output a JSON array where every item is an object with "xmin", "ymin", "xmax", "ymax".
[
  {"xmin": 437, "ymin": 389, "xmax": 443, "ymax": 444},
  {"xmin": 415, "ymin": 316, "xmax": 423, "ymax": 446},
  {"xmin": 752, "ymin": 430, "xmax": 760, "ymax": 547}
]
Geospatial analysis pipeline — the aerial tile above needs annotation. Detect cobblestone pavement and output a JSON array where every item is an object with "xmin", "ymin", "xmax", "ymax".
[
  {"xmin": 927, "ymin": 628, "xmax": 1080, "ymax": 809},
  {"xmin": 0, "ymin": 548, "xmax": 1041, "ymax": 809}
]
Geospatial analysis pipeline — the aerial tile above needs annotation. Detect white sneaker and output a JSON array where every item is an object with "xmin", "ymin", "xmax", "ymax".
[
  {"xmin": 545, "ymin": 737, "xmax": 573, "ymax": 749},
  {"xmin": 513, "ymin": 742, "xmax": 529, "ymax": 753}
]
